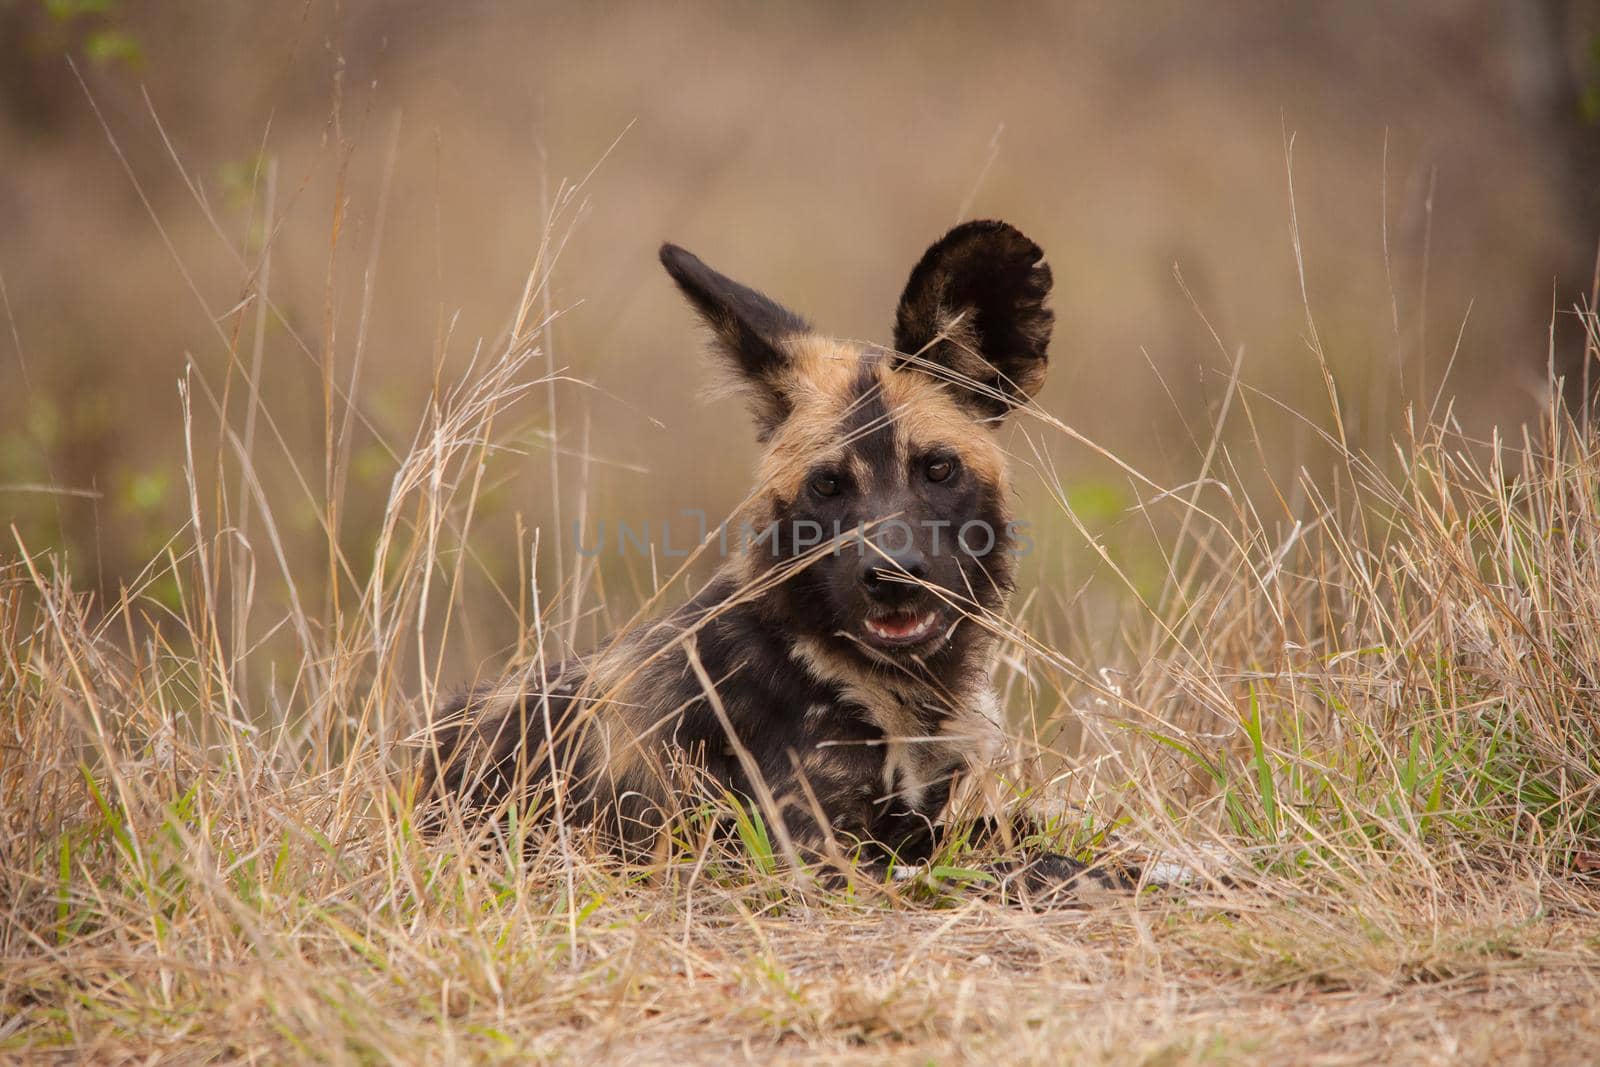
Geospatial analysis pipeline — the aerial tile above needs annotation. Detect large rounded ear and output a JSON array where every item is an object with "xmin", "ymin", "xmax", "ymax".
[
  {"xmin": 892, "ymin": 220, "xmax": 1053, "ymax": 421},
  {"xmin": 660, "ymin": 243, "xmax": 811, "ymax": 439}
]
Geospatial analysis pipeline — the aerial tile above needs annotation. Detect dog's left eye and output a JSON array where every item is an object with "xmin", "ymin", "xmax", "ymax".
[
  {"xmin": 810, "ymin": 473, "xmax": 842, "ymax": 498},
  {"xmin": 925, "ymin": 457, "xmax": 957, "ymax": 483}
]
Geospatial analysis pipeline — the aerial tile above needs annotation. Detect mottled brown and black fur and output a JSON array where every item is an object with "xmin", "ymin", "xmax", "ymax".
[{"xmin": 420, "ymin": 221, "xmax": 1100, "ymax": 885}]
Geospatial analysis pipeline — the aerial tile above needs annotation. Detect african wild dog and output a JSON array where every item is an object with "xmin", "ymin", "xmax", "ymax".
[{"xmin": 421, "ymin": 220, "xmax": 1103, "ymax": 887}]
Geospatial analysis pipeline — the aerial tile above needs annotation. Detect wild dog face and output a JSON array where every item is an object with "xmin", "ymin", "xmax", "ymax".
[{"xmin": 660, "ymin": 221, "xmax": 1053, "ymax": 677}]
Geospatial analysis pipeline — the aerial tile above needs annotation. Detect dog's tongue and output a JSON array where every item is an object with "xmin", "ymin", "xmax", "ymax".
[
  {"xmin": 883, "ymin": 607, "xmax": 921, "ymax": 633},
  {"xmin": 869, "ymin": 610, "xmax": 933, "ymax": 639}
]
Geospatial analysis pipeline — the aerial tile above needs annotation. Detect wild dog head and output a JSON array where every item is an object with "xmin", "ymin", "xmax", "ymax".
[{"xmin": 660, "ymin": 221, "xmax": 1052, "ymax": 679}]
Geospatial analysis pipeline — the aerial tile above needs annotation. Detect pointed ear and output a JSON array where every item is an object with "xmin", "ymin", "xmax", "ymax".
[
  {"xmin": 660, "ymin": 243, "xmax": 811, "ymax": 438},
  {"xmin": 892, "ymin": 220, "xmax": 1053, "ymax": 421}
]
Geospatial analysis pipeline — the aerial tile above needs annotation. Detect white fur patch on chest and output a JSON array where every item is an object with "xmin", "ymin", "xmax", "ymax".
[
  {"xmin": 788, "ymin": 636, "xmax": 1004, "ymax": 810},
  {"xmin": 871, "ymin": 690, "xmax": 1004, "ymax": 810}
]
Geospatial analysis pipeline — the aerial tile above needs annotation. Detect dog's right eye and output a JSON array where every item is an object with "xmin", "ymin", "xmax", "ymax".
[{"xmin": 810, "ymin": 473, "xmax": 841, "ymax": 498}]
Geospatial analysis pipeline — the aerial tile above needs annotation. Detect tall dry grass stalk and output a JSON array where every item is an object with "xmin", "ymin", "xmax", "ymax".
[{"xmin": 4, "ymin": 128, "xmax": 1600, "ymax": 1063}]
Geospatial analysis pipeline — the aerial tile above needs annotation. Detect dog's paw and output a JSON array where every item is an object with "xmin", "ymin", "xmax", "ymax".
[{"xmin": 984, "ymin": 852, "xmax": 1135, "ymax": 907}]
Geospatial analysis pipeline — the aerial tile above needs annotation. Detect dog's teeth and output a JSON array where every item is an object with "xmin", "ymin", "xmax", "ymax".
[{"xmin": 866, "ymin": 611, "xmax": 936, "ymax": 642}]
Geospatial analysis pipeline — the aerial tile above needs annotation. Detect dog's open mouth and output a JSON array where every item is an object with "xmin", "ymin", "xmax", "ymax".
[{"xmin": 861, "ymin": 608, "xmax": 944, "ymax": 648}]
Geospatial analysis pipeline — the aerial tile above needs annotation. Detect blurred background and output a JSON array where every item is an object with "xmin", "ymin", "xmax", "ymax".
[{"xmin": 3, "ymin": 1, "xmax": 1599, "ymax": 676}]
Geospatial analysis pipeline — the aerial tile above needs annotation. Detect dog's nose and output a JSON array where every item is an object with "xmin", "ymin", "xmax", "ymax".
[{"xmin": 858, "ymin": 548, "xmax": 929, "ymax": 600}]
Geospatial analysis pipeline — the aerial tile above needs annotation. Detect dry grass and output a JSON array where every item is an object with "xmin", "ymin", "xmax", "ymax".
[
  {"xmin": 6, "ymin": 51, "xmax": 1600, "ymax": 1063},
  {"xmin": 6, "ymin": 230, "xmax": 1600, "ymax": 1063}
]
